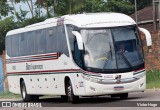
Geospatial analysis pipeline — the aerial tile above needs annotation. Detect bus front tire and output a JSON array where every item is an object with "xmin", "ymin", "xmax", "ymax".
[
  {"xmin": 66, "ymin": 81, "xmax": 79, "ymax": 103},
  {"xmin": 20, "ymin": 81, "xmax": 32, "ymax": 102}
]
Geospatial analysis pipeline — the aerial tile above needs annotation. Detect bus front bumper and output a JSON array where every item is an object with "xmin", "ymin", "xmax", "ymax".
[{"xmin": 82, "ymin": 75, "xmax": 146, "ymax": 96}]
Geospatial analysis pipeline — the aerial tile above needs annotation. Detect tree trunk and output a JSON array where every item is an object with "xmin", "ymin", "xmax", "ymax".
[
  {"xmin": 53, "ymin": 0, "xmax": 57, "ymax": 15},
  {"xmin": 9, "ymin": 0, "xmax": 17, "ymax": 15},
  {"xmin": 46, "ymin": 0, "xmax": 49, "ymax": 17},
  {"xmin": 38, "ymin": 0, "xmax": 41, "ymax": 18},
  {"xmin": 69, "ymin": 0, "xmax": 72, "ymax": 14},
  {"xmin": 26, "ymin": 0, "xmax": 34, "ymax": 18}
]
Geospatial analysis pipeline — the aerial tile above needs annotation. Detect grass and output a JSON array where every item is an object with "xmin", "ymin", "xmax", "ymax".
[
  {"xmin": 0, "ymin": 91, "xmax": 21, "ymax": 99},
  {"xmin": 146, "ymin": 70, "xmax": 160, "ymax": 89}
]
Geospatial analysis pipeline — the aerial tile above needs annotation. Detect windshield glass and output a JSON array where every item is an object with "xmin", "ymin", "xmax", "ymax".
[{"xmin": 81, "ymin": 26, "xmax": 144, "ymax": 73}]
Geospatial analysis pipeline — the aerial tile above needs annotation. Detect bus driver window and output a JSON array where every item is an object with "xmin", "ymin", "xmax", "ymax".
[{"xmin": 117, "ymin": 43, "xmax": 128, "ymax": 53}]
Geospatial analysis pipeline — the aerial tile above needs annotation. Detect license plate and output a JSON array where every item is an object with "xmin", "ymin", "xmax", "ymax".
[{"xmin": 114, "ymin": 86, "xmax": 124, "ymax": 91}]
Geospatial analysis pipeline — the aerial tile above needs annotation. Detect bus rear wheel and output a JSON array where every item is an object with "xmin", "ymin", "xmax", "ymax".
[
  {"xmin": 66, "ymin": 81, "xmax": 79, "ymax": 103},
  {"xmin": 20, "ymin": 81, "xmax": 32, "ymax": 102},
  {"xmin": 32, "ymin": 95, "xmax": 39, "ymax": 101},
  {"xmin": 61, "ymin": 95, "xmax": 68, "ymax": 102}
]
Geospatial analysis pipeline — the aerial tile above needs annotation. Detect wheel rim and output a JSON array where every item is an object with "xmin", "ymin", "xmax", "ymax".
[
  {"xmin": 67, "ymin": 84, "xmax": 72, "ymax": 101},
  {"xmin": 22, "ymin": 84, "xmax": 26, "ymax": 99}
]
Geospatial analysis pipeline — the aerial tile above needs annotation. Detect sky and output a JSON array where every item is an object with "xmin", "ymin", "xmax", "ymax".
[{"xmin": 2, "ymin": 0, "xmax": 47, "ymax": 20}]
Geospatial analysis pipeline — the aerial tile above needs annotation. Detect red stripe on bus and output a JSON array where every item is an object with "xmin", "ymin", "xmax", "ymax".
[
  {"xmin": 7, "ymin": 69, "xmax": 82, "ymax": 74},
  {"xmin": 134, "ymin": 68, "xmax": 145, "ymax": 72}
]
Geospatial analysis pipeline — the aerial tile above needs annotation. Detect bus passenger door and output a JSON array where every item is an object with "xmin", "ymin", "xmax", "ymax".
[{"xmin": 72, "ymin": 38, "xmax": 86, "ymax": 95}]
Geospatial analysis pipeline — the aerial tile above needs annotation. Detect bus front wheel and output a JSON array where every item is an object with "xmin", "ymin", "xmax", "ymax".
[
  {"xmin": 20, "ymin": 81, "xmax": 32, "ymax": 102},
  {"xmin": 66, "ymin": 81, "xmax": 79, "ymax": 103}
]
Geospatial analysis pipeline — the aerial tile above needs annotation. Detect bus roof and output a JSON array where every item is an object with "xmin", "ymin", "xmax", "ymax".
[
  {"xmin": 64, "ymin": 13, "xmax": 136, "ymax": 27},
  {"xmin": 6, "ymin": 13, "xmax": 136, "ymax": 36}
]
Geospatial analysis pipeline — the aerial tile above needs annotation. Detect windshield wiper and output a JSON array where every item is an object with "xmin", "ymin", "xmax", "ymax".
[
  {"xmin": 119, "ymin": 52, "xmax": 133, "ymax": 70},
  {"xmin": 109, "ymin": 42, "xmax": 112, "ymax": 58},
  {"xmin": 102, "ymin": 42, "xmax": 112, "ymax": 70}
]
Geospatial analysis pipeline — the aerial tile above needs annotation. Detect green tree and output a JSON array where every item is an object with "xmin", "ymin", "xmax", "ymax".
[
  {"xmin": 0, "ymin": 0, "xmax": 13, "ymax": 19},
  {"xmin": 17, "ymin": 16, "xmax": 46, "ymax": 27},
  {"xmin": 129, "ymin": 0, "xmax": 151, "ymax": 10},
  {"xmin": 18, "ymin": 0, "xmax": 34, "ymax": 18},
  {"xmin": 81, "ymin": 0, "xmax": 107, "ymax": 13},
  {"xmin": 107, "ymin": 0, "xmax": 135, "ymax": 15},
  {"xmin": 35, "ymin": 0, "xmax": 55, "ymax": 18},
  {"xmin": 9, "ymin": 0, "xmax": 36, "ymax": 18},
  {"xmin": 0, "ymin": 17, "xmax": 16, "ymax": 54},
  {"xmin": 16, "ymin": 6, "xmax": 28, "ymax": 22},
  {"xmin": 54, "ymin": 0, "xmax": 85, "ymax": 15}
]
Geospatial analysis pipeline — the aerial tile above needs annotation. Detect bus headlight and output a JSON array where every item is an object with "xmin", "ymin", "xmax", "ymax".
[{"xmin": 134, "ymin": 72, "xmax": 145, "ymax": 79}]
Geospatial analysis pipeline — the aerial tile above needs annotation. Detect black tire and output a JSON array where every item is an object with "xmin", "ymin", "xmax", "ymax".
[
  {"xmin": 111, "ymin": 94, "xmax": 119, "ymax": 98},
  {"xmin": 66, "ymin": 81, "xmax": 79, "ymax": 103},
  {"xmin": 20, "ymin": 81, "xmax": 33, "ymax": 102},
  {"xmin": 120, "ymin": 93, "xmax": 128, "ymax": 99},
  {"xmin": 32, "ymin": 95, "xmax": 39, "ymax": 101},
  {"xmin": 61, "ymin": 95, "xmax": 68, "ymax": 102}
]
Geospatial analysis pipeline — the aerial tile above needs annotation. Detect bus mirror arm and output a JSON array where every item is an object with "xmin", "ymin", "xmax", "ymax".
[
  {"xmin": 138, "ymin": 27, "xmax": 152, "ymax": 52},
  {"xmin": 72, "ymin": 31, "xmax": 84, "ymax": 50}
]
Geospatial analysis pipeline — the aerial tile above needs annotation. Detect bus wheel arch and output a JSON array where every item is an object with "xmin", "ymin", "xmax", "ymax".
[
  {"xmin": 20, "ymin": 78, "xmax": 24, "ymax": 88},
  {"xmin": 64, "ymin": 76, "xmax": 79, "ymax": 103}
]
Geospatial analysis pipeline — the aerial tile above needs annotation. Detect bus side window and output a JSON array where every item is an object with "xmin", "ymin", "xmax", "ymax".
[
  {"xmin": 19, "ymin": 33, "xmax": 27, "ymax": 56},
  {"xmin": 10, "ymin": 35, "xmax": 19, "ymax": 57},
  {"xmin": 46, "ymin": 27, "xmax": 57, "ymax": 53},
  {"xmin": 27, "ymin": 31, "xmax": 35, "ymax": 55},
  {"xmin": 35, "ymin": 29, "xmax": 46, "ymax": 54},
  {"xmin": 57, "ymin": 25, "xmax": 69, "ymax": 57},
  {"xmin": 6, "ymin": 36, "xmax": 12, "ymax": 57}
]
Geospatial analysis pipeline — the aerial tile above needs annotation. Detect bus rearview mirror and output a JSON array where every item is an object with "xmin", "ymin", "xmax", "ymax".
[
  {"xmin": 138, "ymin": 27, "xmax": 152, "ymax": 47},
  {"xmin": 72, "ymin": 31, "xmax": 84, "ymax": 50},
  {"xmin": 139, "ymin": 27, "xmax": 152, "ymax": 53}
]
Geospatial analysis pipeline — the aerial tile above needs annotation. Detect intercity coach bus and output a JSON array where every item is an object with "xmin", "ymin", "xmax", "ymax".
[{"xmin": 6, "ymin": 13, "xmax": 152, "ymax": 103}]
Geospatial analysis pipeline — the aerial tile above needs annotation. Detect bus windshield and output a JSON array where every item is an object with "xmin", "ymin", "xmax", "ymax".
[{"xmin": 81, "ymin": 26, "xmax": 144, "ymax": 73}]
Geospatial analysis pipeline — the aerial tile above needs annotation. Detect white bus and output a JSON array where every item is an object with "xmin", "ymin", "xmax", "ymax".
[{"xmin": 6, "ymin": 13, "xmax": 152, "ymax": 103}]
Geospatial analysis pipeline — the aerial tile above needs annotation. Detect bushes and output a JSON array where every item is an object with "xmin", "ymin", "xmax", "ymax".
[{"xmin": 146, "ymin": 70, "xmax": 160, "ymax": 89}]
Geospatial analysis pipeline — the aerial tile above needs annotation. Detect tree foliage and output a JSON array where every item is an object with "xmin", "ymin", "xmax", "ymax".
[
  {"xmin": 81, "ymin": 0, "xmax": 107, "ymax": 13},
  {"xmin": 107, "ymin": 0, "xmax": 135, "ymax": 15},
  {"xmin": 0, "ymin": 1, "xmax": 12, "ymax": 18},
  {"xmin": 0, "ymin": 17, "xmax": 16, "ymax": 54},
  {"xmin": 129, "ymin": 0, "xmax": 151, "ymax": 10}
]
